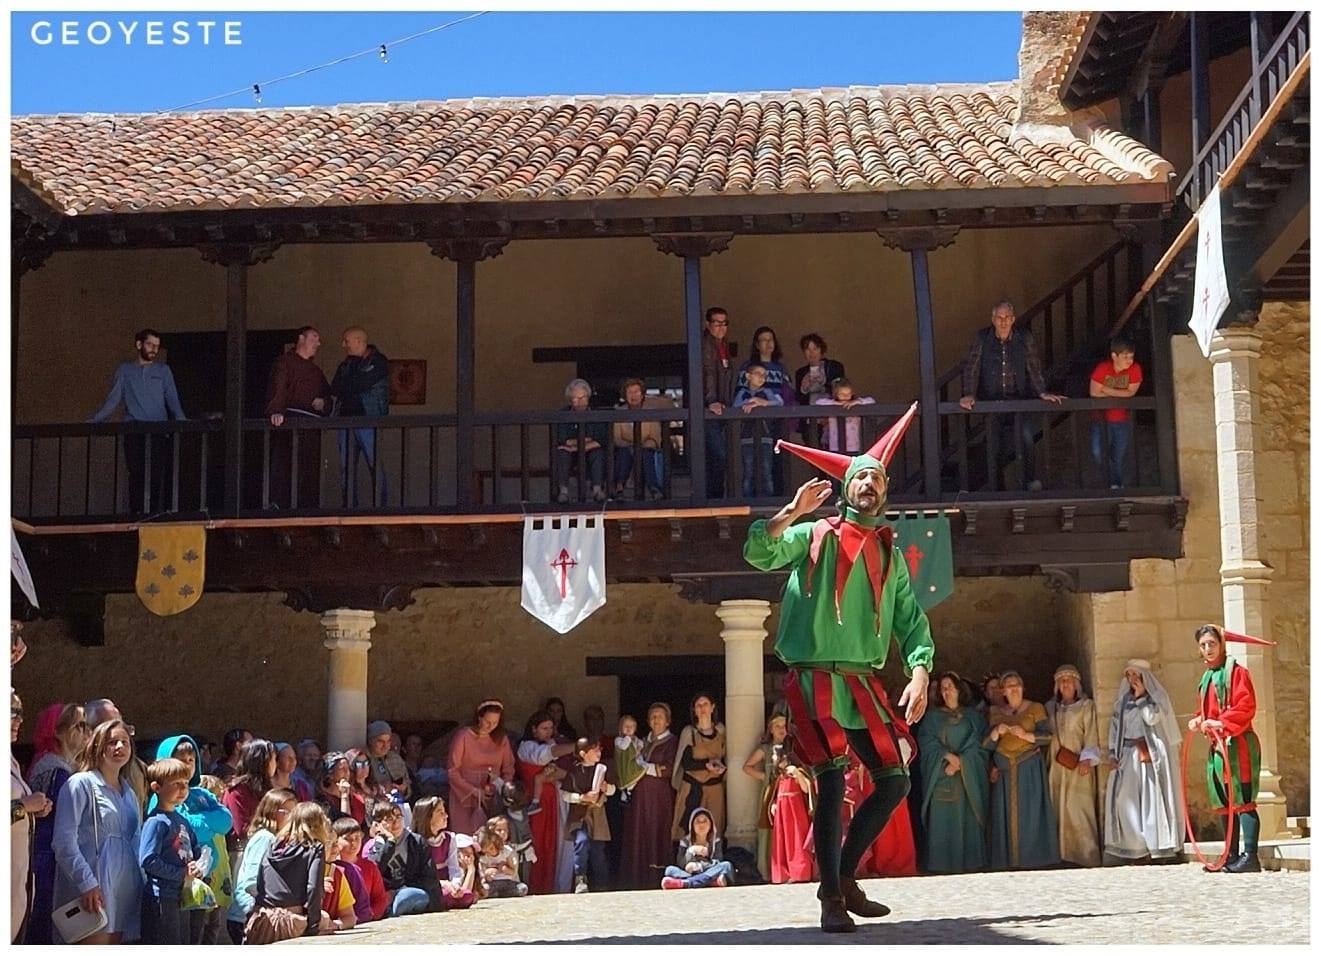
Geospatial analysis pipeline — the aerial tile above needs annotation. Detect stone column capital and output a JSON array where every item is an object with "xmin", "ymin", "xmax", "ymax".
[
  {"xmin": 716, "ymin": 598, "xmax": 772, "ymax": 641},
  {"xmin": 1208, "ymin": 326, "xmax": 1264, "ymax": 363},
  {"xmin": 320, "ymin": 607, "xmax": 377, "ymax": 652}
]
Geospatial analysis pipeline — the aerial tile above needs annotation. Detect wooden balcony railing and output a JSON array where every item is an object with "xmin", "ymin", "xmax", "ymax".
[
  {"xmin": 12, "ymin": 399, "xmax": 1175, "ymax": 523},
  {"xmin": 1177, "ymin": 10, "xmax": 1310, "ymax": 214}
]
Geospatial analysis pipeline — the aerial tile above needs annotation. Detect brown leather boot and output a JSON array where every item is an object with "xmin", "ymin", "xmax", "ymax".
[
  {"xmin": 819, "ymin": 895, "xmax": 857, "ymax": 934},
  {"xmin": 841, "ymin": 877, "xmax": 892, "ymax": 918}
]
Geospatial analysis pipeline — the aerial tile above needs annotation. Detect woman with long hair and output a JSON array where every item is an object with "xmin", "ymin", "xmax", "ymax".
[
  {"xmin": 222, "ymin": 739, "xmax": 277, "ymax": 842},
  {"xmin": 448, "ymin": 700, "xmax": 515, "ymax": 837},
  {"xmin": 916, "ymin": 671, "xmax": 990, "ymax": 873},
  {"xmin": 671, "ymin": 693, "xmax": 727, "ymax": 841},
  {"xmin": 244, "ymin": 801, "xmax": 335, "ymax": 943},
  {"xmin": 515, "ymin": 710, "xmax": 575, "ymax": 894},
  {"xmin": 51, "ymin": 718, "xmax": 143, "ymax": 944},
  {"xmin": 226, "ymin": 788, "xmax": 296, "ymax": 943},
  {"xmin": 738, "ymin": 326, "xmax": 794, "ymax": 493},
  {"xmin": 25, "ymin": 702, "xmax": 88, "ymax": 944}
]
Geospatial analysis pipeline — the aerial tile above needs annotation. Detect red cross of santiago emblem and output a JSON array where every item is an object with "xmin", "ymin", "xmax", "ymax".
[
  {"xmin": 904, "ymin": 542, "xmax": 925, "ymax": 580},
  {"xmin": 551, "ymin": 548, "xmax": 578, "ymax": 599}
]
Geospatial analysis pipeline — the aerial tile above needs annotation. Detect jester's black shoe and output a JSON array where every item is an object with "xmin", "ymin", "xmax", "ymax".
[
  {"xmin": 819, "ymin": 895, "xmax": 857, "ymax": 934},
  {"xmin": 841, "ymin": 877, "xmax": 892, "ymax": 918},
  {"xmin": 1223, "ymin": 851, "xmax": 1262, "ymax": 873}
]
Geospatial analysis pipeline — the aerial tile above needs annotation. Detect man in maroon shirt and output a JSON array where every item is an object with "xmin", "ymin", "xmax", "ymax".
[{"xmin": 264, "ymin": 326, "xmax": 331, "ymax": 509}]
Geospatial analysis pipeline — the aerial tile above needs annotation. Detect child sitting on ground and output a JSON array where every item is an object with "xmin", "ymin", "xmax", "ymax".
[
  {"xmin": 246, "ymin": 802, "xmax": 338, "ymax": 943},
  {"xmin": 561, "ymin": 737, "xmax": 617, "ymax": 894},
  {"xmin": 139, "ymin": 757, "xmax": 206, "ymax": 944},
  {"xmin": 322, "ymin": 824, "xmax": 358, "ymax": 931},
  {"xmin": 496, "ymin": 780, "xmax": 538, "ymax": 885},
  {"xmin": 411, "ymin": 796, "xmax": 477, "ymax": 911},
  {"xmin": 732, "ymin": 362, "xmax": 786, "ymax": 497},
  {"xmin": 333, "ymin": 816, "xmax": 387, "ymax": 923},
  {"xmin": 366, "ymin": 801, "xmax": 443, "ymax": 916},
  {"xmin": 477, "ymin": 819, "xmax": 529, "ymax": 897},
  {"xmin": 662, "ymin": 806, "xmax": 735, "ymax": 890}
]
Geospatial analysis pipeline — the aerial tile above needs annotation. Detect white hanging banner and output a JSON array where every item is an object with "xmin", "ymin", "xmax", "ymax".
[
  {"xmin": 11, "ymin": 529, "xmax": 39, "ymax": 609},
  {"xmin": 521, "ymin": 514, "xmax": 605, "ymax": 634},
  {"xmin": 1189, "ymin": 183, "xmax": 1231, "ymax": 359}
]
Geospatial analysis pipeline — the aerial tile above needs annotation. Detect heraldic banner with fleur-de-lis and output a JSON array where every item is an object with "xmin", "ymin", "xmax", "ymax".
[
  {"xmin": 882, "ymin": 514, "xmax": 954, "ymax": 611},
  {"xmin": 136, "ymin": 526, "xmax": 207, "ymax": 616}
]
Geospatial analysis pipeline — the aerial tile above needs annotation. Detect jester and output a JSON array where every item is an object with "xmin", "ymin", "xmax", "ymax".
[
  {"xmin": 1187, "ymin": 623, "xmax": 1275, "ymax": 874},
  {"xmin": 744, "ymin": 402, "xmax": 932, "ymax": 933}
]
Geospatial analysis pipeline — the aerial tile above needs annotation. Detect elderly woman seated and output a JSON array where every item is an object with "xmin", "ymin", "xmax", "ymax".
[
  {"xmin": 612, "ymin": 377, "xmax": 668, "ymax": 500},
  {"xmin": 554, "ymin": 378, "xmax": 609, "ymax": 503}
]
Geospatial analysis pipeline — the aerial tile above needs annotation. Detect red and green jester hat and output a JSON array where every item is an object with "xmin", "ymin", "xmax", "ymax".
[{"xmin": 744, "ymin": 402, "xmax": 934, "ymax": 774}]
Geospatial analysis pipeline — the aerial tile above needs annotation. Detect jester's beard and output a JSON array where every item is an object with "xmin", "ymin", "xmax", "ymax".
[{"xmin": 844, "ymin": 468, "xmax": 888, "ymax": 517}]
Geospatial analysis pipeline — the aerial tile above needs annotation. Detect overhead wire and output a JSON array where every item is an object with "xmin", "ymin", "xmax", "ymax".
[{"xmin": 158, "ymin": 10, "xmax": 489, "ymax": 114}]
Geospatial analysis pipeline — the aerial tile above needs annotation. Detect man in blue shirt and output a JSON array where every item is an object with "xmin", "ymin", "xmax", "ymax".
[{"xmin": 89, "ymin": 328, "xmax": 187, "ymax": 513}]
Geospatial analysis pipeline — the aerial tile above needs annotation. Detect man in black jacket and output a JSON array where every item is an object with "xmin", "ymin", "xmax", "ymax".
[
  {"xmin": 366, "ymin": 803, "xmax": 443, "ymax": 915},
  {"xmin": 958, "ymin": 299, "xmax": 1064, "ymax": 491},
  {"xmin": 330, "ymin": 326, "xmax": 390, "ymax": 507}
]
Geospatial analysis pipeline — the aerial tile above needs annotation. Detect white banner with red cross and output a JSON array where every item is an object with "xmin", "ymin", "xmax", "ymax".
[
  {"xmin": 1189, "ymin": 183, "xmax": 1230, "ymax": 359},
  {"xmin": 521, "ymin": 514, "xmax": 606, "ymax": 634}
]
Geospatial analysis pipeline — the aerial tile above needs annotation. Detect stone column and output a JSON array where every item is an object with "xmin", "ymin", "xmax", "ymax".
[
  {"xmin": 321, "ymin": 608, "xmax": 377, "ymax": 753},
  {"xmin": 717, "ymin": 598, "xmax": 772, "ymax": 850},
  {"xmin": 1208, "ymin": 325, "xmax": 1288, "ymax": 840}
]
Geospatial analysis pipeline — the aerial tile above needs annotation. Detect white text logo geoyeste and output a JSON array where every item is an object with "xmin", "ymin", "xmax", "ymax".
[{"xmin": 30, "ymin": 20, "xmax": 243, "ymax": 46}]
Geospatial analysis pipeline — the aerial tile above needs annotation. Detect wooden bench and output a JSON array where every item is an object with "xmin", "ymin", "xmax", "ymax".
[{"xmin": 470, "ymin": 466, "xmax": 551, "ymax": 504}]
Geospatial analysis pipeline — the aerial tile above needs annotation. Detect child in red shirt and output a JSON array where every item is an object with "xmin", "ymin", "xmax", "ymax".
[{"xmin": 1089, "ymin": 336, "xmax": 1143, "ymax": 488}]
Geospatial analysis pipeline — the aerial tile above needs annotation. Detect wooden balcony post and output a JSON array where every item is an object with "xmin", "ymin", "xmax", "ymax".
[
  {"xmin": 1249, "ymin": 12, "xmax": 1278, "ymax": 128},
  {"xmin": 878, "ymin": 225, "xmax": 960, "ymax": 500},
  {"xmin": 1190, "ymin": 12, "xmax": 1213, "ymax": 201},
  {"xmin": 199, "ymin": 242, "xmax": 279, "ymax": 516},
  {"xmin": 428, "ymin": 239, "xmax": 509, "ymax": 510},
  {"xmin": 652, "ymin": 233, "xmax": 734, "ymax": 504}
]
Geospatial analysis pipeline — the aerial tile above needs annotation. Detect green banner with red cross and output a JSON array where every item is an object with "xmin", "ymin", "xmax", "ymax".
[{"xmin": 883, "ymin": 513, "xmax": 954, "ymax": 611}]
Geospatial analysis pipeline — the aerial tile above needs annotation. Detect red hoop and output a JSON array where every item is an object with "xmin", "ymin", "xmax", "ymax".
[{"xmin": 1181, "ymin": 726, "xmax": 1236, "ymax": 872}]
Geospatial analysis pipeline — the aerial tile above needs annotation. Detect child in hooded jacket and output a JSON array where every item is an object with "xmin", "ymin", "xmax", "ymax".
[
  {"xmin": 152, "ymin": 735, "xmax": 234, "ymax": 944},
  {"xmin": 661, "ymin": 807, "xmax": 735, "ymax": 889}
]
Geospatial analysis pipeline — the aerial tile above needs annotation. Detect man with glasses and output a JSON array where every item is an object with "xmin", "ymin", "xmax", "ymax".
[
  {"xmin": 366, "ymin": 720, "xmax": 410, "ymax": 800},
  {"xmin": 291, "ymin": 739, "xmax": 323, "ymax": 803},
  {"xmin": 700, "ymin": 307, "xmax": 736, "ymax": 498},
  {"xmin": 958, "ymin": 299, "xmax": 1064, "ymax": 492},
  {"xmin": 88, "ymin": 328, "xmax": 189, "ymax": 515}
]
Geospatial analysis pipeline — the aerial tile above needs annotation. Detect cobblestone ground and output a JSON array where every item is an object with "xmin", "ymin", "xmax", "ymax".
[{"xmin": 286, "ymin": 862, "xmax": 1309, "ymax": 945}]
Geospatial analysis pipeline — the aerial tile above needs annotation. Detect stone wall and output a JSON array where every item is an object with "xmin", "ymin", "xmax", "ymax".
[
  {"xmin": 1071, "ymin": 305, "xmax": 1310, "ymax": 825},
  {"xmin": 14, "ymin": 573, "xmax": 1068, "ymax": 753}
]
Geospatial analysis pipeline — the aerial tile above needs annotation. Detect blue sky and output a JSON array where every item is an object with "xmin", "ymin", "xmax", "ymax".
[{"xmin": 10, "ymin": 11, "xmax": 1023, "ymax": 115}]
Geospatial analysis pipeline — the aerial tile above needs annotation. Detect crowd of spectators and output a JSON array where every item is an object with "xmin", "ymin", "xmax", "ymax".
[{"xmin": 11, "ymin": 650, "xmax": 1195, "ymax": 944}]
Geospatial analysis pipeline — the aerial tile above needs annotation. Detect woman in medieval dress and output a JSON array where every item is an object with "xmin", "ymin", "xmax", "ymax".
[
  {"xmin": 515, "ymin": 711, "xmax": 575, "ymax": 894},
  {"xmin": 619, "ymin": 703, "xmax": 680, "ymax": 889},
  {"xmin": 984, "ymin": 670, "xmax": 1059, "ymax": 870},
  {"xmin": 916, "ymin": 671, "xmax": 990, "ymax": 873},
  {"xmin": 671, "ymin": 693, "xmax": 727, "ymax": 841},
  {"xmin": 742, "ymin": 713, "xmax": 789, "ymax": 879},
  {"xmin": 1103, "ymin": 659, "xmax": 1184, "ymax": 863},
  {"xmin": 1045, "ymin": 665, "xmax": 1103, "ymax": 867}
]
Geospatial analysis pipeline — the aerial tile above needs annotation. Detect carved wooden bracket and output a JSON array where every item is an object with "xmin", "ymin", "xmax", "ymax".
[
  {"xmin": 197, "ymin": 241, "xmax": 280, "ymax": 268},
  {"xmin": 283, "ymin": 584, "xmax": 415, "ymax": 615},
  {"xmin": 875, "ymin": 225, "xmax": 961, "ymax": 252},
  {"xmin": 651, "ymin": 232, "xmax": 734, "ymax": 258},
  {"xmin": 13, "ymin": 240, "xmax": 54, "ymax": 276},
  {"xmin": 426, "ymin": 238, "xmax": 509, "ymax": 263}
]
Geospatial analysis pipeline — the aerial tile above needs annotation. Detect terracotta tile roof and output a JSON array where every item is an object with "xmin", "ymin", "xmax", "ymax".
[{"xmin": 11, "ymin": 82, "xmax": 1172, "ymax": 217}]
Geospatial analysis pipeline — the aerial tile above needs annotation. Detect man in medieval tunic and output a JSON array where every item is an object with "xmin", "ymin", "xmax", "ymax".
[
  {"xmin": 744, "ymin": 403, "xmax": 933, "ymax": 933},
  {"xmin": 1188, "ymin": 624, "xmax": 1273, "ymax": 874}
]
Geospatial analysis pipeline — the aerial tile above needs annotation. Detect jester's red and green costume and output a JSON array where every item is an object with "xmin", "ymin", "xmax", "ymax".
[{"xmin": 743, "ymin": 403, "xmax": 933, "ymax": 930}]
